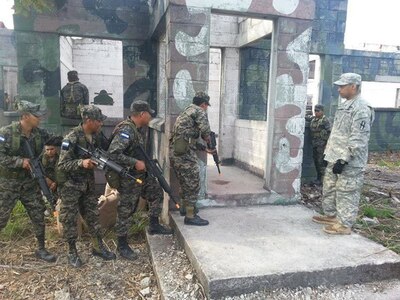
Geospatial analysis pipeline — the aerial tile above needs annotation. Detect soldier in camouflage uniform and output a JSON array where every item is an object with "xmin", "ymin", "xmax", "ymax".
[
  {"xmin": 312, "ymin": 73, "xmax": 374, "ymax": 235},
  {"xmin": 58, "ymin": 105, "xmax": 116, "ymax": 267},
  {"xmin": 107, "ymin": 100, "xmax": 172, "ymax": 261},
  {"xmin": 306, "ymin": 104, "xmax": 331, "ymax": 185},
  {"xmin": 170, "ymin": 91, "xmax": 215, "ymax": 226},
  {"xmin": 0, "ymin": 101, "xmax": 56, "ymax": 262},
  {"xmin": 60, "ymin": 70, "xmax": 89, "ymax": 119},
  {"xmin": 42, "ymin": 136, "xmax": 62, "ymax": 195}
]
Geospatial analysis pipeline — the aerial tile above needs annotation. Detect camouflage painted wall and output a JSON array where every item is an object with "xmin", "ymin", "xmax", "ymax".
[
  {"xmin": 11, "ymin": 0, "xmax": 155, "ymax": 132},
  {"xmin": 0, "ymin": 29, "xmax": 17, "ymax": 114},
  {"xmin": 161, "ymin": 1, "xmax": 315, "ymax": 202}
]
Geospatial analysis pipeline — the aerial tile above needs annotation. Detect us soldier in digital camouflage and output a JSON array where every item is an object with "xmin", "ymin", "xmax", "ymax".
[
  {"xmin": 312, "ymin": 73, "xmax": 374, "ymax": 235},
  {"xmin": 0, "ymin": 101, "xmax": 57, "ymax": 262},
  {"xmin": 306, "ymin": 104, "xmax": 331, "ymax": 185},
  {"xmin": 60, "ymin": 70, "xmax": 89, "ymax": 119},
  {"xmin": 107, "ymin": 100, "xmax": 172, "ymax": 261},
  {"xmin": 170, "ymin": 91, "xmax": 216, "ymax": 226},
  {"xmin": 58, "ymin": 105, "xmax": 116, "ymax": 267}
]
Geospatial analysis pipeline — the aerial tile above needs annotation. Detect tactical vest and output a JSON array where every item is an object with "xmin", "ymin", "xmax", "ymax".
[
  {"xmin": 106, "ymin": 120, "xmax": 143, "ymax": 189},
  {"xmin": 0, "ymin": 122, "xmax": 43, "ymax": 179},
  {"xmin": 61, "ymin": 82, "xmax": 84, "ymax": 118}
]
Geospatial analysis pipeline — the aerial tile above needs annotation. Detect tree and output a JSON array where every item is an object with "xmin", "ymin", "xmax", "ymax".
[{"xmin": 14, "ymin": 0, "xmax": 55, "ymax": 15}]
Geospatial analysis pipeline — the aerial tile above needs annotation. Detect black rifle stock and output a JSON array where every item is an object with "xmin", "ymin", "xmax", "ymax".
[
  {"xmin": 207, "ymin": 131, "xmax": 221, "ymax": 174},
  {"xmin": 23, "ymin": 138, "xmax": 56, "ymax": 210},
  {"xmin": 136, "ymin": 145, "xmax": 180, "ymax": 209}
]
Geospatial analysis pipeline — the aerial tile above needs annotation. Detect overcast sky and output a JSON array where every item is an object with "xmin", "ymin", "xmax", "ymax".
[{"xmin": 1, "ymin": 0, "xmax": 400, "ymax": 47}]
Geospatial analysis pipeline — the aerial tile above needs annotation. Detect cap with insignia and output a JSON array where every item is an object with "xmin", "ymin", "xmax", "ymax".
[
  {"xmin": 194, "ymin": 91, "xmax": 210, "ymax": 106},
  {"xmin": 130, "ymin": 100, "xmax": 155, "ymax": 116},
  {"xmin": 16, "ymin": 100, "xmax": 46, "ymax": 117},
  {"xmin": 80, "ymin": 105, "xmax": 107, "ymax": 121},
  {"xmin": 334, "ymin": 73, "xmax": 362, "ymax": 86}
]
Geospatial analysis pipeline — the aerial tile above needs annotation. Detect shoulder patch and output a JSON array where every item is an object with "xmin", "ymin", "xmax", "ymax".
[
  {"xmin": 120, "ymin": 132, "xmax": 130, "ymax": 139},
  {"xmin": 0, "ymin": 135, "xmax": 5, "ymax": 143}
]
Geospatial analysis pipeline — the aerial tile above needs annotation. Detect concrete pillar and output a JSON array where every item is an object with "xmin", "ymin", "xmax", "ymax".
[
  {"xmin": 165, "ymin": 4, "xmax": 211, "ymax": 199},
  {"xmin": 219, "ymin": 48, "xmax": 239, "ymax": 162},
  {"xmin": 265, "ymin": 17, "xmax": 313, "ymax": 201}
]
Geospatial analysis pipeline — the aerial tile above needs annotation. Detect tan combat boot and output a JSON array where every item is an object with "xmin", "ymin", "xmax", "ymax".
[
  {"xmin": 312, "ymin": 215, "xmax": 337, "ymax": 225},
  {"xmin": 323, "ymin": 223, "xmax": 351, "ymax": 235}
]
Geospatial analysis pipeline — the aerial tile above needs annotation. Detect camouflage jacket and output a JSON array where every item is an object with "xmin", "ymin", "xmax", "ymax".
[
  {"xmin": 170, "ymin": 104, "xmax": 211, "ymax": 150},
  {"xmin": 42, "ymin": 153, "xmax": 59, "ymax": 182},
  {"xmin": 107, "ymin": 118, "xmax": 145, "ymax": 169},
  {"xmin": 324, "ymin": 95, "xmax": 374, "ymax": 167},
  {"xmin": 309, "ymin": 115, "xmax": 331, "ymax": 148},
  {"xmin": 0, "ymin": 121, "xmax": 52, "ymax": 179},
  {"xmin": 58, "ymin": 124, "xmax": 107, "ymax": 183},
  {"xmin": 60, "ymin": 81, "xmax": 89, "ymax": 118}
]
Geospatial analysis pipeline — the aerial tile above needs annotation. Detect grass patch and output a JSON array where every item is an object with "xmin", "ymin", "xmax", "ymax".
[
  {"xmin": 361, "ymin": 205, "xmax": 395, "ymax": 219},
  {"xmin": 129, "ymin": 210, "xmax": 149, "ymax": 236},
  {"xmin": 377, "ymin": 159, "xmax": 400, "ymax": 169},
  {"xmin": 0, "ymin": 201, "xmax": 33, "ymax": 241}
]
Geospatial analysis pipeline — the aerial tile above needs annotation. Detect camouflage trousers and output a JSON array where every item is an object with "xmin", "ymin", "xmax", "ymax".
[
  {"xmin": 170, "ymin": 152, "xmax": 200, "ymax": 208},
  {"xmin": 312, "ymin": 146, "xmax": 326, "ymax": 180},
  {"xmin": 115, "ymin": 175, "xmax": 162, "ymax": 237},
  {"xmin": 322, "ymin": 163, "xmax": 364, "ymax": 227},
  {"xmin": 0, "ymin": 177, "xmax": 45, "ymax": 237},
  {"xmin": 59, "ymin": 180, "xmax": 102, "ymax": 242}
]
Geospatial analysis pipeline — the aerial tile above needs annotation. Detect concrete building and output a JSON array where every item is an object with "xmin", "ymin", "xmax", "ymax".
[{"xmin": 1, "ymin": 0, "xmax": 400, "ymax": 203}]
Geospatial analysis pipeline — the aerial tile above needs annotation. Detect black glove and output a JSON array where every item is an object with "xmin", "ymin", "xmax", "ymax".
[{"xmin": 332, "ymin": 160, "xmax": 347, "ymax": 174}]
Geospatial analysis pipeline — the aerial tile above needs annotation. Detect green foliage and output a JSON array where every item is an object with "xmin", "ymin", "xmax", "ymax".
[
  {"xmin": 0, "ymin": 201, "xmax": 32, "ymax": 241},
  {"xmin": 14, "ymin": 0, "xmax": 55, "ymax": 16},
  {"xmin": 362, "ymin": 205, "xmax": 395, "ymax": 219},
  {"xmin": 129, "ymin": 211, "xmax": 149, "ymax": 236},
  {"xmin": 377, "ymin": 159, "xmax": 400, "ymax": 169}
]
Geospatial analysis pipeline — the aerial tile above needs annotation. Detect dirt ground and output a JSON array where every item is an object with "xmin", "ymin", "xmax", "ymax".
[{"xmin": 0, "ymin": 151, "xmax": 399, "ymax": 299}]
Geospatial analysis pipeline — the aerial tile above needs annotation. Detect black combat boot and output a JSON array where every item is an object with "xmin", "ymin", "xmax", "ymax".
[
  {"xmin": 184, "ymin": 207, "xmax": 209, "ymax": 226},
  {"xmin": 148, "ymin": 216, "xmax": 173, "ymax": 235},
  {"xmin": 68, "ymin": 241, "xmax": 83, "ymax": 268},
  {"xmin": 35, "ymin": 235, "xmax": 57, "ymax": 262},
  {"xmin": 117, "ymin": 236, "xmax": 138, "ymax": 261},
  {"xmin": 92, "ymin": 236, "xmax": 116, "ymax": 260}
]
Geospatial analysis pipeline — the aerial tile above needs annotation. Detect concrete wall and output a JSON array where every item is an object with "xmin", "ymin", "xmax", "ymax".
[
  {"xmin": 234, "ymin": 120, "xmax": 267, "ymax": 176},
  {"xmin": 59, "ymin": 36, "xmax": 73, "ymax": 85},
  {"xmin": 207, "ymin": 48, "xmax": 221, "ymax": 137},
  {"xmin": 72, "ymin": 38, "xmax": 123, "ymax": 118}
]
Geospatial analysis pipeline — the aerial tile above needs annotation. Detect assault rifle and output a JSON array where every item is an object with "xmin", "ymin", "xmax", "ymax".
[
  {"xmin": 61, "ymin": 141, "xmax": 142, "ymax": 184},
  {"xmin": 207, "ymin": 131, "xmax": 221, "ymax": 174},
  {"xmin": 23, "ymin": 138, "xmax": 56, "ymax": 210},
  {"xmin": 136, "ymin": 145, "xmax": 180, "ymax": 209}
]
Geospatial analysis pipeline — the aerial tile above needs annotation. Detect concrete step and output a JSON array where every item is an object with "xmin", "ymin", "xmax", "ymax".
[
  {"xmin": 169, "ymin": 205, "xmax": 400, "ymax": 299},
  {"xmin": 203, "ymin": 165, "xmax": 296, "ymax": 207}
]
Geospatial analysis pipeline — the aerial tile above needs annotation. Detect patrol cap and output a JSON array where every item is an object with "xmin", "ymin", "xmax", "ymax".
[
  {"xmin": 16, "ymin": 100, "xmax": 45, "ymax": 117},
  {"xmin": 67, "ymin": 70, "xmax": 79, "ymax": 81},
  {"xmin": 314, "ymin": 104, "xmax": 324, "ymax": 111},
  {"xmin": 130, "ymin": 100, "xmax": 155, "ymax": 116},
  {"xmin": 193, "ymin": 91, "xmax": 210, "ymax": 106},
  {"xmin": 334, "ymin": 73, "xmax": 362, "ymax": 86},
  {"xmin": 80, "ymin": 105, "xmax": 107, "ymax": 121}
]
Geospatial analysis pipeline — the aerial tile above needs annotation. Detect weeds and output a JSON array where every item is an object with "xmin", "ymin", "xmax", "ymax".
[{"xmin": 0, "ymin": 201, "xmax": 32, "ymax": 241}]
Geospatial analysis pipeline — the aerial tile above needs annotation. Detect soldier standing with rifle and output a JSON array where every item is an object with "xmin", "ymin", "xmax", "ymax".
[
  {"xmin": 58, "ymin": 105, "xmax": 116, "ymax": 267},
  {"xmin": 170, "ymin": 91, "xmax": 216, "ymax": 226},
  {"xmin": 0, "ymin": 101, "xmax": 56, "ymax": 262},
  {"xmin": 107, "ymin": 100, "xmax": 173, "ymax": 261}
]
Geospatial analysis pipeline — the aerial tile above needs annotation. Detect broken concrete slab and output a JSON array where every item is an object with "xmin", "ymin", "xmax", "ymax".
[{"xmin": 170, "ymin": 205, "xmax": 400, "ymax": 299}]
